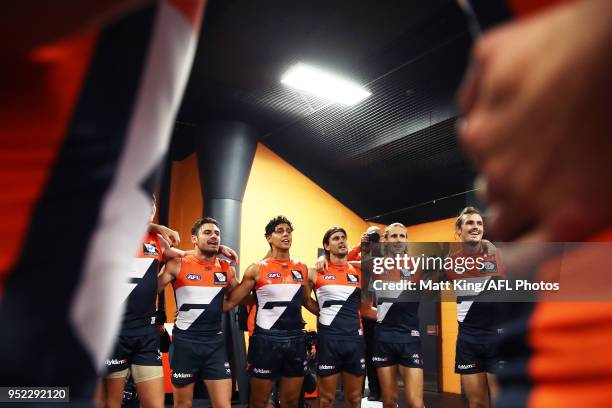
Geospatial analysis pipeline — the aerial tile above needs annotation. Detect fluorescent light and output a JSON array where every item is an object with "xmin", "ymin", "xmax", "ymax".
[{"xmin": 281, "ymin": 63, "xmax": 371, "ymax": 106}]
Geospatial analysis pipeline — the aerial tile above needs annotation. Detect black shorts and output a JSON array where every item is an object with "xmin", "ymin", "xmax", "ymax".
[
  {"xmin": 170, "ymin": 336, "xmax": 231, "ymax": 385},
  {"xmin": 455, "ymin": 338, "xmax": 500, "ymax": 374},
  {"xmin": 372, "ymin": 340, "xmax": 423, "ymax": 369},
  {"xmin": 247, "ymin": 334, "xmax": 306, "ymax": 379},
  {"xmin": 316, "ymin": 336, "xmax": 365, "ymax": 377},
  {"xmin": 105, "ymin": 332, "xmax": 162, "ymax": 373}
]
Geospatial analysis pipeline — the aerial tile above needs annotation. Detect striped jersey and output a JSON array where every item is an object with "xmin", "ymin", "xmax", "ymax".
[
  {"xmin": 119, "ymin": 233, "xmax": 163, "ymax": 336},
  {"xmin": 254, "ymin": 258, "xmax": 307, "ymax": 333},
  {"xmin": 173, "ymin": 255, "xmax": 233, "ymax": 341},
  {"xmin": 314, "ymin": 262, "xmax": 362, "ymax": 337}
]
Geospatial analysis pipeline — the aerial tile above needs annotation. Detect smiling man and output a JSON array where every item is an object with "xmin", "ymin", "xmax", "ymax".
[{"xmin": 449, "ymin": 207, "xmax": 505, "ymax": 408}]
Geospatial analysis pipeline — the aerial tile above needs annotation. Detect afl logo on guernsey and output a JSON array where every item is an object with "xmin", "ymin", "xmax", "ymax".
[
  {"xmin": 267, "ymin": 272, "xmax": 282, "ymax": 279},
  {"xmin": 186, "ymin": 273, "xmax": 202, "ymax": 281},
  {"xmin": 323, "ymin": 275, "xmax": 336, "ymax": 281},
  {"xmin": 143, "ymin": 242, "xmax": 159, "ymax": 256},
  {"xmin": 347, "ymin": 274, "xmax": 359, "ymax": 284},
  {"xmin": 214, "ymin": 272, "xmax": 227, "ymax": 285},
  {"xmin": 482, "ymin": 261, "xmax": 497, "ymax": 272},
  {"xmin": 291, "ymin": 270, "xmax": 304, "ymax": 282}
]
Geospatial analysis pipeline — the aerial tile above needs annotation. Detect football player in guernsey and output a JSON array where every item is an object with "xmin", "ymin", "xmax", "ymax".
[
  {"xmin": 157, "ymin": 217, "xmax": 239, "ymax": 408},
  {"xmin": 371, "ymin": 223, "xmax": 424, "ymax": 408},
  {"xmin": 311, "ymin": 227, "xmax": 377, "ymax": 408},
  {"xmin": 102, "ymin": 197, "xmax": 186, "ymax": 408},
  {"xmin": 448, "ymin": 207, "xmax": 504, "ymax": 408},
  {"xmin": 224, "ymin": 215, "xmax": 319, "ymax": 408}
]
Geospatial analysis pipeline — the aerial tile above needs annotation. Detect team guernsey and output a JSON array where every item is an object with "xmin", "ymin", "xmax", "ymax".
[
  {"xmin": 372, "ymin": 267, "xmax": 422, "ymax": 368},
  {"xmin": 446, "ymin": 251, "xmax": 505, "ymax": 374},
  {"xmin": 0, "ymin": 0, "xmax": 204, "ymax": 396},
  {"xmin": 248, "ymin": 257, "xmax": 308, "ymax": 379},
  {"xmin": 170, "ymin": 255, "xmax": 233, "ymax": 384},
  {"xmin": 315, "ymin": 262, "xmax": 366, "ymax": 376},
  {"xmin": 105, "ymin": 233, "xmax": 164, "ymax": 374}
]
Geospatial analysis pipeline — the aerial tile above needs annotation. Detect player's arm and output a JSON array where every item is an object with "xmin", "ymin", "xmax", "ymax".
[
  {"xmin": 3, "ymin": 0, "xmax": 153, "ymax": 53},
  {"xmin": 224, "ymin": 267, "xmax": 255, "ymax": 311},
  {"xmin": 158, "ymin": 233, "xmax": 186, "ymax": 263},
  {"xmin": 359, "ymin": 297, "xmax": 377, "ymax": 320},
  {"xmin": 302, "ymin": 267, "xmax": 319, "ymax": 316},
  {"xmin": 157, "ymin": 258, "xmax": 181, "ymax": 293},
  {"xmin": 224, "ymin": 263, "xmax": 258, "ymax": 310},
  {"xmin": 150, "ymin": 223, "xmax": 180, "ymax": 248}
]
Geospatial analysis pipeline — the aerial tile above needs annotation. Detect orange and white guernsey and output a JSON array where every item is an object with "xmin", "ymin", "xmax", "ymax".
[
  {"xmin": 254, "ymin": 258, "xmax": 308, "ymax": 332},
  {"xmin": 314, "ymin": 262, "xmax": 362, "ymax": 337},
  {"xmin": 173, "ymin": 255, "xmax": 233, "ymax": 340}
]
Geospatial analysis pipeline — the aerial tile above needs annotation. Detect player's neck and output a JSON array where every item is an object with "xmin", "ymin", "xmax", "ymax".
[
  {"xmin": 330, "ymin": 253, "xmax": 347, "ymax": 265},
  {"xmin": 271, "ymin": 247, "xmax": 290, "ymax": 260},
  {"xmin": 195, "ymin": 248, "xmax": 216, "ymax": 263},
  {"xmin": 461, "ymin": 241, "xmax": 482, "ymax": 254}
]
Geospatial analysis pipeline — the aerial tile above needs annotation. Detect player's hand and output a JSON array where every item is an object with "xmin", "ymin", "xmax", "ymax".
[
  {"xmin": 457, "ymin": 0, "xmax": 612, "ymax": 242},
  {"xmin": 315, "ymin": 255, "xmax": 328, "ymax": 273},
  {"xmin": 361, "ymin": 232, "xmax": 370, "ymax": 243},
  {"xmin": 150, "ymin": 223, "xmax": 180, "ymax": 247},
  {"xmin": 219, "ymin": 245, "xmax": 238, "ymax": 265}
]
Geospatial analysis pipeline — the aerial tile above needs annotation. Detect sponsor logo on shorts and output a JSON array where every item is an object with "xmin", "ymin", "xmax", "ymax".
[
  {"xmin": 411, "ymin": 330, "xmax": 420, "ymax": 337},
  {"xmin": 323, "ymin": 275, "xmax": 336, "ymax": 280},
  {"xmin": 186, "ymin": 273, "xmax": 202, "ymax": 281},
  {"xmin": 268, "ymin": 272, "xmax": 282, "ymax": 279},
  {"xmin": 253, "ymin": 368, "xmax": 272, "ymax": 375},
  {"xmin": 143, "ymin": 242, "xmax": 159, "ymax": 256},
  {"xmin": 157, "ymin": 350, "xmax": 162, "ymax": 360},
  {"xmin": 292, "ymin": 270, "xmax": 304, "ymax": 282},
  {"xmin": 347, "ymin": 274, "xmax": 359, "ymax": 283},
  {"xmin": 457, "ymin": 363, "xmax": 477, "ymax": 370},
  {"xmin": 372, "ymin": 356, "xmax": 388, "ymax": 362},
  {"xmin": 214, "ymin": 272, "xmax": 227, "ymax": 285},
  {"xmin": 172, "ymin": 372, "xmax": 194, "ymax": 379},
  {"xmin": 318, "ymin": 364, "xmax": 335, "ymax": 370},
  {"xmin": 105, "ymin": 358, "xmax": 127, "ymax": 366},
  {"xmin": 360, "ymin": 358, "xmax": 365, "ymax": 363},
  {"xmin": 224, "ymin": 362, "xmax": 230, "ymax": 368},
  {"xmin": 226, "ymin": 369, "xmax": 231, "ymax": 374}
]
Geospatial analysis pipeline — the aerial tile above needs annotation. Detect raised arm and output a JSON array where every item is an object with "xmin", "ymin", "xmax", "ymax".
[
  {"xmin": 157, "ymin": 258, "xmax": 181, "ymax": 293},
  {"xmin": 224, "ymin": 263, "xmax": 258, "ymax": 310},
  {"xmin": 223, "ymin": 266, "xmax": 255, "ymax": 311},
  {"xmin": 302, "ymin": 267, "xmax": 319, "ymax": 316}
]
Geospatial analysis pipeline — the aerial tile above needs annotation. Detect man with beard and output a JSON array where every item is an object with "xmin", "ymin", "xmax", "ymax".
[
  {"xmin": 157, "ymin": 217, "xmax": 238, "ymax": 408},
  {"xmin": 447, "ymin": 207, "xmax": 504, "ymax": 408},
  {"xmin": 312, "ymin": 226, "xmax": 376, "ymax": 408},
  {"xmin": 371, "ymin": 223, "xmax": 424, "ymax": 408}
]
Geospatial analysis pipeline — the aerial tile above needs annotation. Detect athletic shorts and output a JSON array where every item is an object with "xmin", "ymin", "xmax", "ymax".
[
  {"xmin": 455, "ymin": 337, "xmax": 500, "ymax": 374},
  {"xmin": 247, "ymin": 333, "xmax": 306, "ymax": 379},
  {"xmin": 372, "ymin": 339, "xmax": 423, "ymax": 369},
  {"xmin": 105, "ymin": 332, "xmax": 162, "ymax": 374},
  {"xmin": 170, "ymin": 336, "xmax": 231, "ymax": 385},
  {"xmin": 316, "ymin": 336, "xmax": 365, "ymax": 377}
]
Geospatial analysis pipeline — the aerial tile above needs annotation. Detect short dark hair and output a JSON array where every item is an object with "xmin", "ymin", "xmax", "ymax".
[
  {"xmin": 265, "ymin": 215, "xmax": 293, "ymax": 236},
  {"xmin": 455, "ymin": 207, "xmax": 482, "ymax": 229},
  {"xmin": 192, "ymin": 217, "xmax": 219, "ymax": 236},
  {"xmin": 322, "ymin": 226, "xmax": 347, "ymax": 257}
]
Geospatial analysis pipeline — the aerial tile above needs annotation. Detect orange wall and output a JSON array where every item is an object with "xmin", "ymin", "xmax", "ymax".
[{"xmin": 407, "ymin": 217, "xmax": 461, "ymax": 394}]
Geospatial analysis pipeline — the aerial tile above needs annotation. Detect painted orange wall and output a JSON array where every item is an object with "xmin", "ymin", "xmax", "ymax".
[{"xmin": 406, "ymin": 217, "xmax": 461, "ymax": 394}]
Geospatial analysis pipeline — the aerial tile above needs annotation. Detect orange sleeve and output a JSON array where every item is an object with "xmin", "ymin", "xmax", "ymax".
[{"xmin": 348, "ymin": 244, "xmax": 361, "ymax": 262}]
